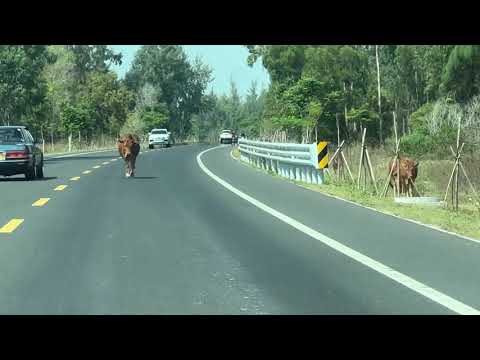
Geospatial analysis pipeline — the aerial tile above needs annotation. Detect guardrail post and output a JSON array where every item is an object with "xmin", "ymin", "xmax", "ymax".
[
  {"xmin": 311, "ymin": 168, "xmax": 319, "ymax": 185},
  {"xmin": 306, "ymin": 167, "xmax": 312, "ymax": 184},
  {"xmin": 301, "ymin": 167, "xmax": 307, "ymax": 182},
  {"xmin": 295, "ymin": 167, "xmax": 301, "ymax": 181},
  {"xmin": 317, "ymin": 169, "xmax": 324, "ymax": 184}
]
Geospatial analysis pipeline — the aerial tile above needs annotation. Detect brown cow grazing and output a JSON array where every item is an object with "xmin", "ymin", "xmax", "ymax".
[
  {"xmin": 388, "ymin": 157, "xmax": 419, "ymax": 197},
  {"xmin": 118, "ymin": 134, "xmax": 141, "ymax": 177}
]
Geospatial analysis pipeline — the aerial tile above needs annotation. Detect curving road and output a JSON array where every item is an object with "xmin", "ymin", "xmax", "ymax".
[{"xmin": 0, "ymin": 144, "xmax": 479, "ymax": 314}]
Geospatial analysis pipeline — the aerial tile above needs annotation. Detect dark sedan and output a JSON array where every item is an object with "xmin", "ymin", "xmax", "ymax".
[{"xmin": 0, "ymin": 126, "xmax": 44, "ymax": 180}]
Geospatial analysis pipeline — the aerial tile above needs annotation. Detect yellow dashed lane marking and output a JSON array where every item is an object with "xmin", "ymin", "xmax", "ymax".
[
  {"xmin": 54, "ymin": 185, "xmax": 68, "ymax": 191},
  {"xmin": 93, "ymin": 166, "xmax": 101, "ymax": 169},
  {"xmin": 32, "ymin": 198, "xmax": 50, "ymax": 207},
  {"xmin": 0, "ymin": 219, "xmax": 24, "ymax": 234},
  {"xmin": 70, "ymin": 176, "xmax": 81, "ymax": 181},
  {"xmin": 82, "ymin": 170, "xmax": 92, "ymax": 174}
]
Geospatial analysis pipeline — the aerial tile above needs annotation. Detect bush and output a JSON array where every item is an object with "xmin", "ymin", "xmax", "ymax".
[
  {"xmin": 120, "ymin": 111, "xmax": 146, "ymax": 137},
  {"xmin": 140, "ymin": 108, "xmax": 169, "ymax": 131},
  {"xmin": 400, "ymin": 132, "xmax": 437, "ymax": 157},
  {"xmin": 399, "ymin": 100, "xmax": 459, "ymax": 159},
  {"xmin": 409, "ymin": 102, "xmax": 434, "ymax": 132},
  {"xmin": 400, "ymin": 126, "xmax": 457, "ymax": 159}
]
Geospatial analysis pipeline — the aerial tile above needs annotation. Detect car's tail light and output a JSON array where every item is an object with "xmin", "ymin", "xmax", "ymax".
[{"xmin": 6, "ymin": 150, "xmax": 29, "ymax": 159}]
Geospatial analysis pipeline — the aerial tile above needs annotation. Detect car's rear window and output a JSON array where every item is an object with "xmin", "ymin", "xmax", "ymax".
[
  {"xmin": 151, "ymin": 130, "xmax": 167, "ymax": 134},
  {"xmin": 0, "ymin": 128, "xmax": 25, "ymax": 144}
]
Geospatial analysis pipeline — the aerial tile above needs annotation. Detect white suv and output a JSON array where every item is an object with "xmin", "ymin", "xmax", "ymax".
[
  {"xmin": 149, "ymin": 129, "xmax": 171, "ymax": 149},
  {"xmin": 219, "ymin": 130, "xmax": 233, "ymax": 144}
]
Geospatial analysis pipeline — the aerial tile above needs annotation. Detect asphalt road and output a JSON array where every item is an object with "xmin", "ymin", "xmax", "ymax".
[{"xmin": 0, "ymin": 144, "xmax": 479, "ymax": 314}]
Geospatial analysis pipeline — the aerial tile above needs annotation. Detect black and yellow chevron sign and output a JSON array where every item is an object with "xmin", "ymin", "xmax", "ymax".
[{"xmin": 317, "ymin": 141, "xmax": 329, "ymax": 169}]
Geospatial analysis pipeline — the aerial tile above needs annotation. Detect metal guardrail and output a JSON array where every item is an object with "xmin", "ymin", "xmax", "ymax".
[{"xmin": 238, "ymin": 138, "xmax": 325, "ymax": 184}]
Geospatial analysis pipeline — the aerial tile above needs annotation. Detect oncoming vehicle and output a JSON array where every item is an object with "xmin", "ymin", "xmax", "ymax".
[
  {"xmin": 149, "ymin": 128, "xmax": 171, "ymax": 149},
  {"xmin": 219, "ymin": 130, "xmax": 234, "ymax": 144},
  {"xmin": 0, "ymin": 126, "xmax": 44, "ymax": 180}
]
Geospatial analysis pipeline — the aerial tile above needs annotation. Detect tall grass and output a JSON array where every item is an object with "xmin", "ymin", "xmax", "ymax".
[
  {"xmin": 41, "ymin": 136, "xmax": 119, "ymax": 155},
  {"xmin": 328, "ymin": 140, "xmax": 480, "ymax": 211}
]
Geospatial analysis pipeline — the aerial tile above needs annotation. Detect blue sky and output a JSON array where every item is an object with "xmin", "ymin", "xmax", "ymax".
[{"xmin": 110, "ymin": 45, "xmax": 270, "ymax": 99}]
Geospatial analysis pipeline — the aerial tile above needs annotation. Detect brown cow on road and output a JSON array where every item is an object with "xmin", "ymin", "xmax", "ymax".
[
  {"xmin": 118, "ymin": 134, "xmax": 141, "ymax": 177},
  {"xmin": 388, "ymin": 157, "xmax": 419, "ymax": 197}
]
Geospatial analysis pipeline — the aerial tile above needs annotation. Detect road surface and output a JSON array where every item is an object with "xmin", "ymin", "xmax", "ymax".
[{"xmin": 0, "ymin": 144, "xmax": 479, "ymax": 314}]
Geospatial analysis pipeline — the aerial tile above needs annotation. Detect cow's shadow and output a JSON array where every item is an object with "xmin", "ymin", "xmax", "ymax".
[{"xmin": 127, "ymin": 176, "xmax": 158, "ymax": 179}]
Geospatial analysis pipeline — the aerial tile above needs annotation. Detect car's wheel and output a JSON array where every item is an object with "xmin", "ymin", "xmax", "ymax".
[
  {"xmin": 36, "ymin": 160, "xmax": 44, "ymax": 179},
  {"xmin": 149, "ymin": 144, "xmax": 153, "ymax": 149},
  {"xmin": 25, "ymin": 164, "xmax": 36, "ymax": 181}
]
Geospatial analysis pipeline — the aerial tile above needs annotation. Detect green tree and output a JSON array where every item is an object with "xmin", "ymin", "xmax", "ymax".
[
  {"xmin": 0, "ymin": 45, "xmax": 53, "ymax": 134},
  {"xmin": 65, "ymin": 45, "xmax": 122, "ymax": 84},
  {"xmin": 441, "ymin": 45, "xmax": 480, "ymax": 102},
  {"xmin": 125, "ymin": 46, "xmax": 212, "ymax": 139}
]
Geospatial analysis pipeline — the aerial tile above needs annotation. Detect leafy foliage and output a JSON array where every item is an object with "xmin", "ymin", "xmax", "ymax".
[
  {"xmin": 243, "ymin": 44, "xmax": 477, "ymax": 154},
  {"xmin": 125, "ymin": 46, "xmax": 212, "ymax": 139}
]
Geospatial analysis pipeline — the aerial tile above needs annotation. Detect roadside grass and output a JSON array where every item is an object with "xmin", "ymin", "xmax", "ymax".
[
  {"xmin": 341, "ymin": 142, "xmax": 480, "ymax": 203},
  {"xmin": 300, "ymin": 179, "xmax": 480, "ymax": 241},
  {"xmin": 312, "ymin": 142, "xmax": 480, "ymax": 240},
  {"xmin": 233, "ymin": 145, "xmax": 480, "ymax": 240},
  {"xmin": 42, "ymin": 141, "xmax": 118, "ymax": 156},
  {"xmin": 42, "ymin": 140, "xmax": 153, "ymax": 157}
]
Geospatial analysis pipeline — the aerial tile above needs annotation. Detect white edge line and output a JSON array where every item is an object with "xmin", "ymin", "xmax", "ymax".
[
  {"xmin": 296, "ymin": 184, "xmax": 480, "ymax": 245},
  {"xmin": 232, "ymin": 149, "xmax": 480, "ymax": 245},
  {"xmin": 199, "ymin": 145, "xmax": 480, "ymax": 315}
]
